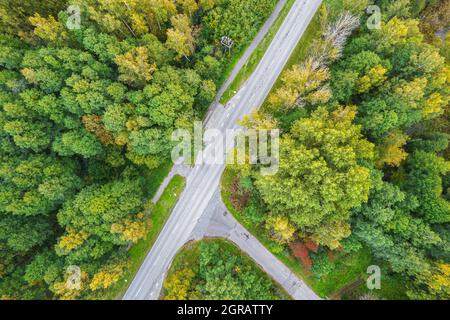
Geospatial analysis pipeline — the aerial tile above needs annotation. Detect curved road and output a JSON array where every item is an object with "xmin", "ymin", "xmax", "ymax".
[{"xmin": 124, "ymin": 0, "xmax": 323, "ymax": 300}]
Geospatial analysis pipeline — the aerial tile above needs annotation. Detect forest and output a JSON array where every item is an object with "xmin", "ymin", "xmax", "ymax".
[
  {"xmin": 0, "ymin": 0, "xmax": 279, "ymax": 299},
  {"xmin": 224, "ymin": 0, "xmax": 449, "ymax": 299},
  {"xmin": 162, "ymin": 239, "xmax": 289, "ymax": 300},
  {"xmin": 0, "ymin": 0, "xmax": 449, "ymax": 301}
]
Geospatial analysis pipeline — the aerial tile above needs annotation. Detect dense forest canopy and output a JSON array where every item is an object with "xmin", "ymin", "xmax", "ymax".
[
  {"xmin": 163, "ymin": 240, "xmax": 287, "ymax": 300},
  {"xmin": 234, "ymin": 0, "xmax": 449, "ymax": 299},
  {"xmin": 0, "ymin": 0, "xmax": 279, "ymax": 299}
]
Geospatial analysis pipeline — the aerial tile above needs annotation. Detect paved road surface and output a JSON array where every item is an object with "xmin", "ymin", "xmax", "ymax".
[{"xmin": 123, "ymin": 0, "xmax": 323, "ymax": 300}]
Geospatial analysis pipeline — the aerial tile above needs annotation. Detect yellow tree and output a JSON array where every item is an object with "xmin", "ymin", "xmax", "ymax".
[
  {"xmin": 141, "ymin": 0, "xmax": 177, "ymax": 31},
  {"xmin": 394, "ymin": 77, "xmax": 427, "ymax": 109},
  {"xmin": 28, "ymin": 14, "xmax": 67, "ymax": 43},
  {"xmin": 265, "ymin": 215, "xmax": 296, "ymax": 245},
  {"xmin": 377, "ymin": 17, "xmax": 423, "ymax": 52},
  {"xmin": 163, "ymin": 268, "xmax": 195, "ymax": 300},
  {"xmin": 111, "ymin": 213, "xmax": 148, "ymax": 243},
  {"xmin": 268, "ymin": 58, "xmax": 330, "ymax": 110},
  {"xmin": 166, "ymin": 14, "xmax": 195, "ymax": 60},
  {"xmin": 56, "ymin": 228, "xmax": 89, "ymax": 254},
  {"xmin": 423, "ymin": 92, "xmax": 447, "ymax": 118},
  {"xmin": 240, "ymin": 109, "xmax": 278, "ymax": 130},
  {"xmin": 268, "ymin": 87, "xmax": 298, "ymax": 108},
  {"xmin": 357, "ymin": 65, "xmax": 387, "ymax": 93},
  {"xmin": 178, "ymin": 0, "xmax": 199, "ymax": 17},
  {"xmin": 89, "ymin": 260, "xmax": 129, "ymax": 291},
  {"xmin": 310, "ymin": 219, "xmax": 351, "ymax": 250},
  {"xmin": 376, "ymin": 130, "xmax": 409, "ymax": 168},
  {"xmin": 408, "ymin": 262, "xmax": 450, "ymax": 300},
  {"xmin": 130, "ymin": 12, "xmax": 149, "ymax": 35},
  {"xmin": 305, "ymin": 86, "xmax": 332, "ymax": 105},
  {"xmin": 114, "ymin": 47, "xmax": 157, "ymax": 87}
]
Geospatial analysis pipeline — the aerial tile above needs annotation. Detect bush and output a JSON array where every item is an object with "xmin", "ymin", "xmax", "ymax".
[
  {"xmin": 290, "ymin": 242, "xmax": 312, "ymax": 269},
  {"xmin": 242, "ymin": 200, "xmax": 265, "ymax": 225},
  {"xmin": 341, "ymin": 235, "xmax": 363, "ymax": 254},
  {"xmin": 268, "ymin": 241, "xmax": 285, "ymax": 255},
  {"xmin": 311, "ymin": 251, "xmax": 335, "ymax": 278}
]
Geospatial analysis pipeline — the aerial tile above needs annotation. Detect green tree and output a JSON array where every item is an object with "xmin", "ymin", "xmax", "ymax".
[
  {"xmin": 56, "ymin": 179, "xmax": 145, "ymax": 249},
  {"xmin": 255, "ymin": 107, "xmax": 374, "ymax": 249},
  {"xmin": 197, "ymin": 242, "xmax": 273, "ymax": 299},
  {"xmin": 402, "ymin": 151, "xmax": 450, "ymax": 223}
]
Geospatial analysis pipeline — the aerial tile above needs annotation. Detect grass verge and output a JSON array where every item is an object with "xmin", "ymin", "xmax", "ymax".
[
  {"xmin": 219, "ymin": 0, "xmax": 296, "ymax": 104},
  {"xmin": 161, "ymin": 238, "xmax": 291, "ymax": 300},
  {"xmin": 342, "ymin": 271, "xmax": 409, "ymax": 300},
  {"xmin": 261, "ymin": 8, "xmax": 322, "ymax": 111},
  {"xmin": 143, "ymin": 161, "xmax": 173, "ymax": 199},
  {"xmin": 106, "ymin": 174, "xmax": 186, "ymax": 299}
]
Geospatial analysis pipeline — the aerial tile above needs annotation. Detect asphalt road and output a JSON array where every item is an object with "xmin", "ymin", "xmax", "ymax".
[{"xmin": 123, "ymin": 0, "xmax": 323, "ymax": 300}]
